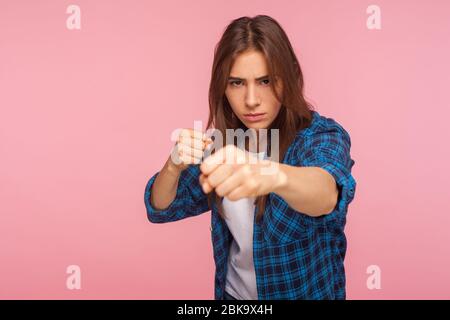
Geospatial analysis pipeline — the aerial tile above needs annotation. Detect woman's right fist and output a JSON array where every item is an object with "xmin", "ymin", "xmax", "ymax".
[{"xmin": 169, "ymin": 128, "xmax": 213, "ymax": 172}]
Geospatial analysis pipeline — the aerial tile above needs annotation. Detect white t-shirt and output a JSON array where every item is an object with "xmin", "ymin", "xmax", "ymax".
[{"xmin": 224, "ymin": 151, "xmax": 266, "ymax": 300}]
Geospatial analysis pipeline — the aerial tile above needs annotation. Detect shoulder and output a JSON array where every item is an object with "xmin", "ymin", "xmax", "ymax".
[
  {"xmin": 285, "ymin": 110, "xmax": 353, "ymax": 162},
  {"xmin": 299, "ymin": 110, "xmax": 351, "ymax": 140}
]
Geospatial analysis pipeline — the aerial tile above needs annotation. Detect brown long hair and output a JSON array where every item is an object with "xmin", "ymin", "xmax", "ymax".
[{"xmin": 206, "ymin": 15, "xmax": 314, "ymax": 223}]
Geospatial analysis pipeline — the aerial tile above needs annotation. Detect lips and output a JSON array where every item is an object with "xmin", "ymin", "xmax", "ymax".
[{"xmin": 243, "ymin": 112, "xmax": 266, "ymax": 122}]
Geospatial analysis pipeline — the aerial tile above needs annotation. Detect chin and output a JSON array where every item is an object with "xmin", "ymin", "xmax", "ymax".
[{"xmin": 245, "ymin": 123, "xmax": 268, "ymax": 131}]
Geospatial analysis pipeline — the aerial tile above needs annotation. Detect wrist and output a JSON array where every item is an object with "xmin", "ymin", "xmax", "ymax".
[
  {"xmin": 165, "ymin": 157, "xmax": 183, "ymax": 177},
  {"xmin": 271, "ymin": 162, "xmax": 288, "ymax": 195}
]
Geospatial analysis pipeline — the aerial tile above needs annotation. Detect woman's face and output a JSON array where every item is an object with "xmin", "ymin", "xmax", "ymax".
[{"xmin": 225, "ymin": 50, "xmax": 283, "ymax": 132}]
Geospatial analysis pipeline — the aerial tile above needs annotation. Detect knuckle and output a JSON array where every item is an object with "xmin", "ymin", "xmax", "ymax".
[
  {"xmin": 241, "ymin": 164, "xmax": 251, "ymax": 176},
  {"xmin": 215, "ymin": 186, "xmax": 223, "ymax": 197},
  {"xmin": 207, "ymin": 176, "xmax": 216, "ymax": 188},
  {"xmin": 246, "ymin": 177, "xmax": 257, "ymax": 190}
]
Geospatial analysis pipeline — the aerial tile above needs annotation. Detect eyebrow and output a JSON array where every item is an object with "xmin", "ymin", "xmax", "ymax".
[{"xmin": 228, "ymin": 75, "xmax": 269, "ymax": 81}]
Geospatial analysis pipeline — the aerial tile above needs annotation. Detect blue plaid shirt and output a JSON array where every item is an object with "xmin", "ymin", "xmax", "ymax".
[{"xmin": 144, "ymin": 110, "xmax": 356, "ymax": 300}]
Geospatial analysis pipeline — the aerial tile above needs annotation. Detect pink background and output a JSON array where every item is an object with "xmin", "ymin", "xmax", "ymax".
[{"xmin": 1, "ymin": 0, "xmax": 449, "ymax": 299}]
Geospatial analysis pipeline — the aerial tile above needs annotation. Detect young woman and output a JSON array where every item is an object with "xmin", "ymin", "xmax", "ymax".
[{"xmin": 144, "ymin": 15, "xmax": 356, "ymax": 300}]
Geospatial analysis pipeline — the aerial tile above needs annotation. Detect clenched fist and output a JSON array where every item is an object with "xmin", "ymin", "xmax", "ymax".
[
  {"xmin": 169, "ymin": 128, "xmax": 213, "ymax": 172},
  {"xmin": 199, "ymin": 144, "xmax": 282, "ymax": 201}
]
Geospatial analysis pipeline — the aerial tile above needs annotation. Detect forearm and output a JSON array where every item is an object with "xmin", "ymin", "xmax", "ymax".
[
  {"xmin": 272, "ymin": 164, "xmax": 338, "ymax": 217},
  {"xmin": 150, "ymin": 157, "xmax": 182, "ymax": 210}
]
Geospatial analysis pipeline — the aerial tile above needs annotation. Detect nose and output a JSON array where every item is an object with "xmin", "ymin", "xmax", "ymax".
[{"xmin": 245, "ymin": 83, "xmax": 261, "ymax": 108}]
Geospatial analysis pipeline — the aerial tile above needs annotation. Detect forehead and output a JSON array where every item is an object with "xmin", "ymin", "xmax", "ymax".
[{"xmin": 229, "ymin": 50, "xmax": 268, "ymax": 78}]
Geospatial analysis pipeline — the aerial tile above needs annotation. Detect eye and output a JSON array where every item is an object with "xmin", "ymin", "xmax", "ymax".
[
  {"xmin": 260, "ymin": 79, "xmax": 270, "ymax": 85},
  {"xmin": 230, "ymin": 80, "xmax": 243, "ymax": 87}
]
